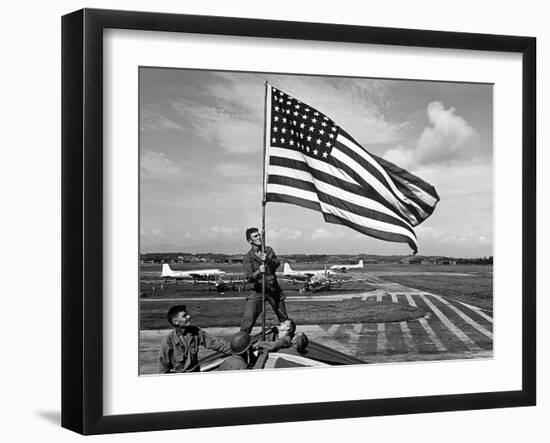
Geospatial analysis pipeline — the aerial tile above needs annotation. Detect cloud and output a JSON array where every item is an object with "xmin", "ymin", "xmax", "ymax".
[
  {"xmin": 383, "ymin": 101, "xmax": 478, "ymax": 168},
  {"xmin": 140, "ymin": 108, "xmax": 184, "ymax": 131},
  {"xmin": 199, "ymin": 226, "xmax": 239, "ymax": 239},
  {"xmin": 416, "ymin": 102, "xmax": 477, "ymax": 163},
  {"xmin": 311, "ymin": 228, "xmax": 332, "ymax": 239},
  {"xmin": 416, "ymin": 226, "xmax": 492, "ymax": 247},
  {"xmin": 171, "ymin": 99, "xmax": 262, "ymax": 154},
  {"xmin": 266, "ymin": 228, "xmax": 303, "ymax": 240},
  {"xmin": 267, "ymin": 76, "xmax": 406, "ymax": 145},
  {"xmin": 141, "ymin": 227, "xmax": 167, "ymax": 240},
  {"xmin": 141, "ymin": 150, "xmax": 183, "ymax": 179}
]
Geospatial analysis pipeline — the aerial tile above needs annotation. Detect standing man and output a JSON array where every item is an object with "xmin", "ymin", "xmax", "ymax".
[{"xmin": 240, "ymin": 227, "xmax": 289, "ymax": 334}]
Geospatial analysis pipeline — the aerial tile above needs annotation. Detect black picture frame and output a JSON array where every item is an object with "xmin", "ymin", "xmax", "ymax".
[{"xmin": 61, "ymin": 8, "xmax": 536, "ymax": 435}]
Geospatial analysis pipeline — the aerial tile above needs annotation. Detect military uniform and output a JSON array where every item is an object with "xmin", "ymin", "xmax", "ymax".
[
  {"xmin": 158, "ymin": 326, "xmax": 231, "ymax": 373},
  {"xmin": 240, "ymin": 246, "xmax": 289, "ymax": 333},
  {"xmin": 218, "ymin": 354, "xmax": 248, "ymax": 371}
]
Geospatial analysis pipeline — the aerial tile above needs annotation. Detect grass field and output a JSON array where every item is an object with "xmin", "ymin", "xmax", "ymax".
[
  {"xmin": 139, "ymin": 263, "xmax": 492, "ymax": 328},
  {"xmin": 140, "ymin": 298, "xmax": 427, "ymax": 329},
  {"xmin": 375, "ymin": 265, "xmax": 493, "ymax": 310}
]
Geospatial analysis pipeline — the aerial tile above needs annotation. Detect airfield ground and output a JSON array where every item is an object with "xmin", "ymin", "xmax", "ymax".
[{"xmin": 139, "ymin": 263, "xmax": 493, "ymax": 374}]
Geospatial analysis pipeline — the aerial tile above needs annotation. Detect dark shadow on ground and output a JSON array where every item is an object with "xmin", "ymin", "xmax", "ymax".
[{"xmin": 36, "ymin": 410, "xmax": 60, "ymax": 426}]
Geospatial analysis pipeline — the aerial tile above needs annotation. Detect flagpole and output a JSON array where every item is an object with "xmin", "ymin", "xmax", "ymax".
[{"xmin": 261, "ymin": 81, "xmax": 271, "ymax": 340}]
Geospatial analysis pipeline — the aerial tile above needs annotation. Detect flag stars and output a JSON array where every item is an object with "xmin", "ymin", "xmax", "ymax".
[{"xmin": 270, "ymin": 90, "xmax": 337, "ymax": 159}]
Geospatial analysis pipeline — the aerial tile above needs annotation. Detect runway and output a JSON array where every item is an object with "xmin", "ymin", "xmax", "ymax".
[{"xmin": 139, "ymin": 277, "xmax": 493, "ymax": 374}]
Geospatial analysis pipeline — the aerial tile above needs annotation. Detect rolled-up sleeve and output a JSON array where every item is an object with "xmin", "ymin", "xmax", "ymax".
[
  {"xmin": 243, "ymin": 253, "xmax": 257, "ymax": 283},
  {"xmin": 200, "ymin": 330, "xmax": 231, "ymax": 354},
  {"xmin": 157, "ymin": 336, "xmax": 173, "ymax": 373}
]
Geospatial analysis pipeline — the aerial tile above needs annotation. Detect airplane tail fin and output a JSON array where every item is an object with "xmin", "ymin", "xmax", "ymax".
[
  {"xmin": 358, "ymin": 260, "xmax": 363, "ymax": 268},
  {"xmin": 161, "ymin": 263, "xmax": 173, "ymax": 277},
  {"xmin": 284, "ymin": 263, "xmax": 292, "ymax": 275}
]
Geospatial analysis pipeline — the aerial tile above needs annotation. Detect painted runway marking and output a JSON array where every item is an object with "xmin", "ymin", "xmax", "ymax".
[
  {"xmin": 427, "ymin": 292, "xmax": 493, "ymax": 339},
  {"xmin": 417, "ymin": 294, "xmax": 483, "ymax": 351},
  {"xmin": 310, "ymin": 325, "xmax": 356, "ymax": 355},
  {"xmin": 348, "ymin": 323, "xmax": 363, "ymax": 345},
  {"xmin": 399, "ymin": 321, "xmax": 417, "ymax": 353},
  {"xmin": 376, "ymin": 323, "xmax": 388, "ymax": 354},
  {"xmin": 457, "ymin": 300, "xmax": 494, "ymax": 324},
  {"xmin": 402, "ymin": 293, "xmax": 446, "ymax": 351},
  {"xmin": 418, "ymin": 318, "xmax": 447, "ymax": 351}
]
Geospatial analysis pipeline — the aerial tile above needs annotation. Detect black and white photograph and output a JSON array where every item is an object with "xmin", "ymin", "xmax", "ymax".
[{"xmin": 138, "ymin": 69, "xmax": 494, "ymax": 375}]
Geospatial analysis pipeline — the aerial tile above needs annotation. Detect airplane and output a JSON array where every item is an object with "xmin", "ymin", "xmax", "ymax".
[
  {"xmin": 282, "ymin": 262, "xmax": 336, "ymax": 281},
  {"xmin": 329, "ymin": 260, "xmax": 364, "ymax": 272},
  {"xmin": 161, "ymin": 263, "xmax": 226, "ymax": 281},
  {"xmin": 281, "ymin": 263, "xmax": 370, "ymax": 293}
]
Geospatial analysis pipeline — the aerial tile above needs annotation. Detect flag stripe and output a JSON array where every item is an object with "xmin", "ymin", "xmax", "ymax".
[
  {"xmin": 390, "ymin": 173, "xmax": 439, "ymax": 217},
  {"xmin": 372, "ymin": 153, "xmax": 440, "ymax": 201},
  {"xmin": 264, "ymin": 86, "xmax": 439, "ymax": 252},
  {"xmin": 268, "ymin": 175, "xmax": 417, "ymax": 236},
  {"xmin": 330, "ymin": 152, "xmax": 421, "ymax": 226},
  {"xmin": 270, "ymin": 151, "xmax": 413, "ymax": 225},
  {"xmin": 337, "ymin": 132, "xmax": 428, "ymax": 222},
  {"xmin": 266, "ymin": 191, "xmax": 321, "ymax": 212},
  {"xmin": 270, "ymin": 147, "xmax": 358, "ymax": 186},
  {"xmin": 268, "ymin": 162, "xmax": 416, "ymax": 227},
  {"xmin": 323, "ymin": 213, "xmax": 417, "ymax": 250},
  {"xmin": 320, "ymin": 202, "xmax": 417, "ymax": 242},
  {"xmin": 267, "ymin": 184, "xmax": 417, "ymax": 243}
]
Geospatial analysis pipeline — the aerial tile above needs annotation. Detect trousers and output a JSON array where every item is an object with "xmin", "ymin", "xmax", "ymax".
[{"xmin": 240, "ymin": 290, "xmax": 289, "ymax": 334}]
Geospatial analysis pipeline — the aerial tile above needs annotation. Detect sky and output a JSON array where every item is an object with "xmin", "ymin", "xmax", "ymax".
[{"xmin": 139, "ymin": 68, "xmax": 493, "ymax": 257}]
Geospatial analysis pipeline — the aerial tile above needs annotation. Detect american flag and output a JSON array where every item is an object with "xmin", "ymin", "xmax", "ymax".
[{"xmin": 264, "ymin": 85, "xmax": 440, "ymax": 253}]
